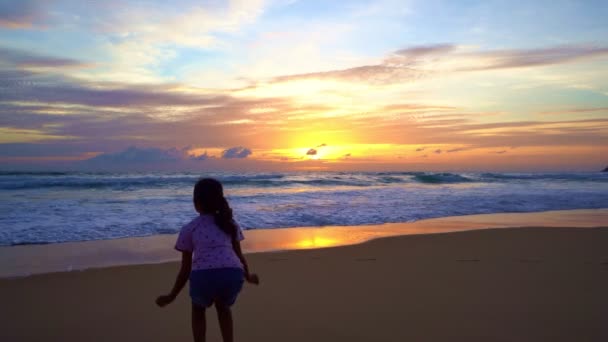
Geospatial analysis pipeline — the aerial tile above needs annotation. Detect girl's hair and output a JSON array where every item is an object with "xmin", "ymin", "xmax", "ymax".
[{"xmin": 193, "ymin": 178, "xmax": 237, "ymax": 239}]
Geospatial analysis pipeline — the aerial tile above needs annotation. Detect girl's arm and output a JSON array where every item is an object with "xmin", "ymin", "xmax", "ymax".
[
  {"xmin": 232, "ymin": 238, "xmax": 259, "ymax": 284},
  {"xmin": 156, "ymin": 251, "xmax": 192, "ymax": 307}
]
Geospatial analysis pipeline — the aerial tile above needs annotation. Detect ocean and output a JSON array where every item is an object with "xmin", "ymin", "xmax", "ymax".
[{"xmin": 1, "ymin": 171, "xmax": 607, "ymax": 246}]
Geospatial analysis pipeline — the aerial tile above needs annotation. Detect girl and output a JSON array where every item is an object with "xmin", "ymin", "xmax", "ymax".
[{"xmin": 156, "ymin": 178, "xmax": 259, "ymax": 342}]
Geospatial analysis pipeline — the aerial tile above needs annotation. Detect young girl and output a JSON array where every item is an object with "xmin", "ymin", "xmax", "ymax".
[{"xmin": 156, "ymin": 178, "xmax": 259, "ymax": 342}]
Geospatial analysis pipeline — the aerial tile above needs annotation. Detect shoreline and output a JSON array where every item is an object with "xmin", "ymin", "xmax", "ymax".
[{"xmin": 1, "ymin": 208, "xmax": 607, "ymax": 278}]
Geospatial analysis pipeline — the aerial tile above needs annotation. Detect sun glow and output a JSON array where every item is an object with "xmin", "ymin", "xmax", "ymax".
[{"xmin": 261, "ymin": 143, "xmax": 425, "ymax": 163}]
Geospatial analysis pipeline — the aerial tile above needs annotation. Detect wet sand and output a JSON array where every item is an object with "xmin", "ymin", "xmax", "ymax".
[
  {"xmin": 2, "ymin": 208, "xmax": 607, "ymax": 278},
  {"xmin": 1, "ymin": 225, "xmax": 607, "ymax": 342}
]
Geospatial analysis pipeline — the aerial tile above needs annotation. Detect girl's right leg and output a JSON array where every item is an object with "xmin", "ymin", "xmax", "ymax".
[
  {"xmin": 191, "ymin": 304, "xmax": 206, "ymax": 342},
  {"xmin": 215, "ymin": 303, "xmax": 233, "ymax": 342}
]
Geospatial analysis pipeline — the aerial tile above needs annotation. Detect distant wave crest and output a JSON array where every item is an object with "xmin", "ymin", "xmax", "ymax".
[
  {"xmin": 1, "ymin": 171, "xmax": 607, "ymax": 190},
  {"xmin": 412, "ymin": 173, "xmax": 473, "ymax": 184}
]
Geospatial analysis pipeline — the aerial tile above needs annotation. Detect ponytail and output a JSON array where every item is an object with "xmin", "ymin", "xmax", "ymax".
[
  {"xmin": 214, "ymin": 196, "xmax": 237, "ymax": 239},
  {"xmin": 193, "ymin": 178, "xmax": 237, "ymax": 239}
]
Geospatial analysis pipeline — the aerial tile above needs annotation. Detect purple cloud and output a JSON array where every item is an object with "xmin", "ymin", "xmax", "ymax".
[
  {"xmin": 271, "ymin": 64, "xmax": 425, "ymax": 84},
  {"xmin": 0, "ymin": 47, "xmax": 91, "ymax": 69},
  {"xmin": 221, "ymin": 146, "xmax": 252, "ymax": 159},
  {"xmin": 191, "ymin": 151, "xmax": 209, "ymax": 161},
  {"xmin": 2, "ymin": 80, "xmax": 231, "ymax": 107},
  {"xmin": 83, "ymin": 146, "xmax": 217, "ymax": 165},
  {"xmin": 0, "ymin": 142, "xmax": 96, "ymax": 158},
  {"xmin": 391, "ymin": 44, "xmax": 457, "ymax": 64},
  {"xmin": 0, "ymin": 0, "xmax": 46, "ymax": 28},
  {"xmin": 467, "ymin": 45, "xmax": 608, "ymax": 71},
  {"xmin": 86, "ymin": 146, "xmax": 186, "ymax": 164},
  {"xmin": 540, "ymin": 107, "xmax": 608, "ymax": 115},
  {"xmin": 268, "ymin": 44, "xmax": 608, "ymax": 85}
]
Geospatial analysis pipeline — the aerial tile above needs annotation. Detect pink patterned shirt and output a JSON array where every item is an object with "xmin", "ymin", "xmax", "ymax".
[{"xmin": 175, "ymin": 214, "xmax": 245, "ymax": 271}]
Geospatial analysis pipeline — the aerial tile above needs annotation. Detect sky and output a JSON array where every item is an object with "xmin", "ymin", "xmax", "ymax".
[{"xmin": 1, "ymin": 0, "xmax": 607, "ymax": 172}]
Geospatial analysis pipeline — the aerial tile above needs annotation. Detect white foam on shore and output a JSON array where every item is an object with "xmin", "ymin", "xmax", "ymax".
[{"xmin": 1, "ymin": 208, "xmax": 607, "ymax": 278}]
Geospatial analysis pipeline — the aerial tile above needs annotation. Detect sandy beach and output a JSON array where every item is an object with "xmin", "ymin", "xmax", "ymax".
[{"xmin": 1, "ymin": 225, "xmax": 607, "ymax": 342}]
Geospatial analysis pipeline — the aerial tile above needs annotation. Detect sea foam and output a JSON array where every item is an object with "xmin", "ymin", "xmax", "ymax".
[{"xmin": 0, "ymin": 171, "xmax": 607, "ymax": 246}]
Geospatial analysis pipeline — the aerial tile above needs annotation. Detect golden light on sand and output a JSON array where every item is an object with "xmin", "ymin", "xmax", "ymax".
[{"xmin": 295, "ymin": 236, "xmax": 340, "ymax": 249}]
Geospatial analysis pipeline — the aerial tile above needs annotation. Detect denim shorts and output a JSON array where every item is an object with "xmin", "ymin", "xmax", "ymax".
[{"xmin": 189, "ymin": 268, "xmax": 244, "ymax": 308}]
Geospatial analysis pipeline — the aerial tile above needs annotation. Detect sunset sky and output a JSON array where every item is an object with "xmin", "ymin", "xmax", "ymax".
[{"xmin": 1, "ymin": 0, "xmax": 607, "ymax": 171}]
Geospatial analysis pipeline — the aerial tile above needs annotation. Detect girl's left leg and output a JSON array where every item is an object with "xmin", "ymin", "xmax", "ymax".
[
  {"xmin": 192, "ymin": 304, "xmax": 207, "ymax": 342},
  {"xmin": 215, "ymin": 303, "xmax": 233, "ymax": 342}
]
